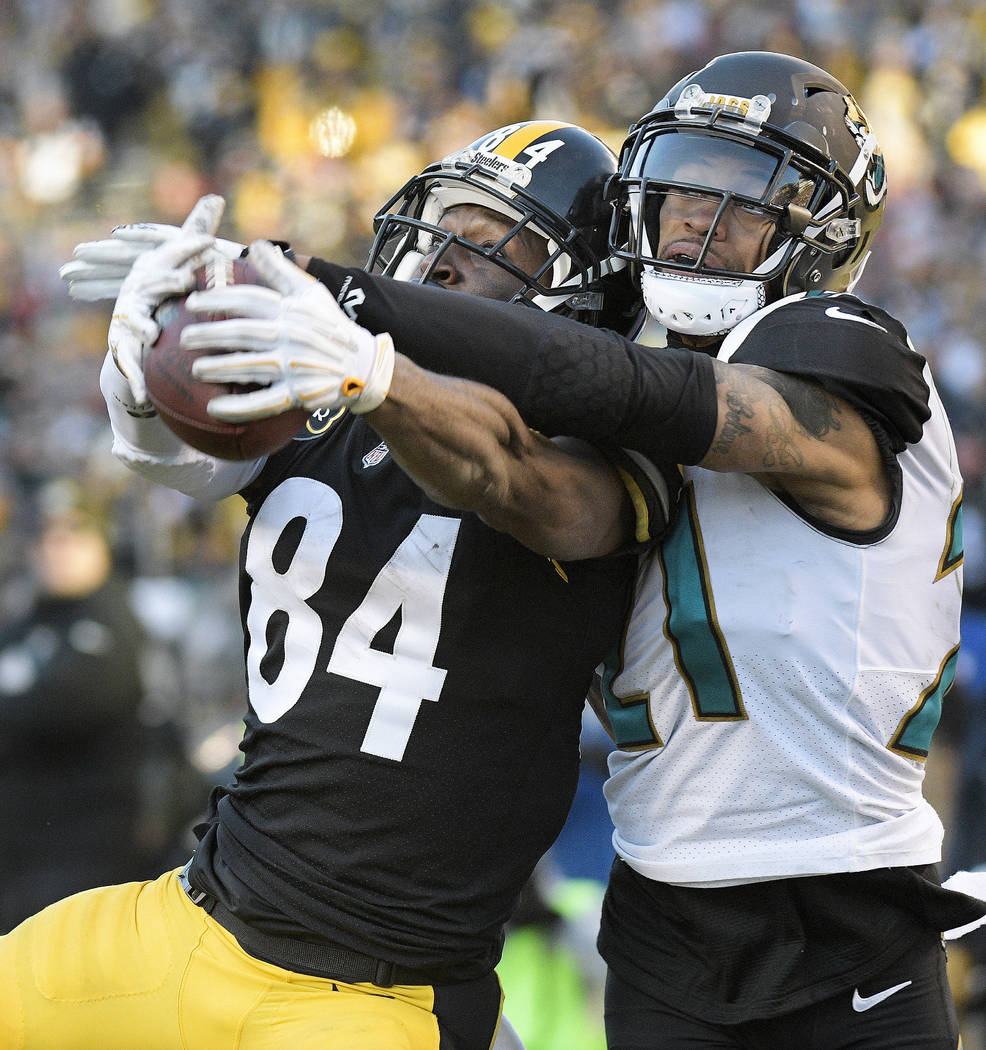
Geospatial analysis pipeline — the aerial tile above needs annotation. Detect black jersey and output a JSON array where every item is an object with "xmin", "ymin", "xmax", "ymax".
[{"xmin": 188, "ymin": 407, "xmax": 635, "ymax": 978}]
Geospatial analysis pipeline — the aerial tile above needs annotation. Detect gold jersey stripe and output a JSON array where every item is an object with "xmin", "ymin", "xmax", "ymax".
[
  {"xmin": 615, "ymin": 465, "xmax": 651, "ymax": 544},
  {"xmin": 493, "ymin": 121, "xmax": 572, "ymax": 159}
]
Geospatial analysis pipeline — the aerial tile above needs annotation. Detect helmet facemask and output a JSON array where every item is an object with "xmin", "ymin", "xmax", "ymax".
[
  {"xmin": 609, "ymin": 77, "xmax": 879, "ymax": 337},
  {"xmin": 370, "ymin": 186, "xmax": 559, "ymax": 305},
  {"xmin": 367, "ymin": 126, "xmax": 625, "ymax": 326}
]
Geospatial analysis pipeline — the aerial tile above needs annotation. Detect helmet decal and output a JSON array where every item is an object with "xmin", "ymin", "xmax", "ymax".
[
  {"xmin": 674, "ymin": 84, "xmax": 773, "ymax": 132},
  {"xmin": 844, "ymin": 95, "xmax": 887, "ymax": 207},
  {"xmin": 366, "ymin": 120, "xmax": 638, "ymax": 331},
  {"xmin": 442, "ymin": 149, "xmax": 534, "ymax": 189},
  {"xmin": 471, "ymin": 119, "xmax": 570, "ymax": 158}
]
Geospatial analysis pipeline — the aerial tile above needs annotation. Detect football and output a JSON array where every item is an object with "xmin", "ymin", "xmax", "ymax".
[{"xmin": 144, "ymin": 256, "xmax": 311, "ymax": 460}]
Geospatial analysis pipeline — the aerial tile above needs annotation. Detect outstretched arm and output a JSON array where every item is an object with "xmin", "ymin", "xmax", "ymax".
[
  {"xmin": 368, "ymin": 356, "xmax": 636, "ymax": 560},
  {"xmin": 99, "ymin": 353, "xmax": 265, "ymax": 500},
  {"xmin": 181, "ymin": 239, "xmax": 909, "ymax": 535},
  {"xmin": 303, "ymin": 258, "xmax": 910, "ymax": 532},
  {"xmin": 184, "ymin": 241, "xmax": 654, "ymax": 559},
  {"xmin": 94, "ymin": 198, "xmax": 266, "ymax": 500}
]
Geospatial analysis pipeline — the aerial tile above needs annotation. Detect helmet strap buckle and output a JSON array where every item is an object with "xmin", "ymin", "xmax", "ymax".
[{"xmin": 564, "ymin": 291, "xmax": 604, "ymax": 311}]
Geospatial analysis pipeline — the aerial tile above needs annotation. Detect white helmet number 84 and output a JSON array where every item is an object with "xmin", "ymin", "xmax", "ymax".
[{"xmin": 474, "ymin": 124, "xmax": 565, "ymax": 170}]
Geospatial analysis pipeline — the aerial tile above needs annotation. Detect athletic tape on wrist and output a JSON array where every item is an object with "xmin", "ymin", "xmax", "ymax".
[{"xmin": 348, "ymin": 334, "xmax": 395, "ymax": 414}]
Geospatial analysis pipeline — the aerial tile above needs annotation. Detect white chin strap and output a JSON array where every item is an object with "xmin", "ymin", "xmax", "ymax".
[{"xmin": 641, "ymin": 267, "xmax": 768, "ymax": 337}]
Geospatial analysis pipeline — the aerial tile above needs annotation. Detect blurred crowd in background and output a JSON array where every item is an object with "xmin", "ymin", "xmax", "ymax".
[{"xmin": 2, "ymin": 0, "xmax": 986, "ymax": 1046}]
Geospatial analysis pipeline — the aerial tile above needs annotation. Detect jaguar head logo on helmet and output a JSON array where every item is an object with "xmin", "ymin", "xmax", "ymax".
[
  {"xmin": 606, "ymin": 51, "xmax": 888, "ymax": 339},
  {"xmin": 366, "ymin": 120, "xmax": 639, "ymax": 333}
]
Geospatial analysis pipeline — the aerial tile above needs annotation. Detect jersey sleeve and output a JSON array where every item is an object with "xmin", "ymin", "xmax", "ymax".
[
  {"xmin": 305, "ymin": 258, "xmax": 718, "ymax": 466},
  {"xmin": 99, "ymin": 352, "xmax": 265, "ymax": 499},
  {"xmin": 722, "ymin": 293, "xmax": 931, "ymax": 453}
]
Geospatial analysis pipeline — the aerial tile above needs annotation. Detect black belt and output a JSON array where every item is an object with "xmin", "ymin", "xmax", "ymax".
[{"xmin": 176, "ymin": 861, "xmax": 445, "ymax": 988}]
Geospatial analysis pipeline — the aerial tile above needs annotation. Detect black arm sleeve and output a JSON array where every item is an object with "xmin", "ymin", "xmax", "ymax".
[{"xmin": 306, "ymin": 258, "xmax": 718, "ymax": 465}]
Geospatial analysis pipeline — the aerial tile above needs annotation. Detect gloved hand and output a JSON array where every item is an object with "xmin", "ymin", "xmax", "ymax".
[
  {"xmin": 60, "ymin": 195, "xmax": 243, "ymax": 302},
  {"xmin": 184, "ymin": 239, "xmax": 395, "ymax": 421},
  {"xmin": 107, "ymin": 195, "xmax": 226, "ymax": 406}
]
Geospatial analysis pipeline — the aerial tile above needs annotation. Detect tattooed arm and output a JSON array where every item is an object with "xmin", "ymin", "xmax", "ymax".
[{"xmin": 700, "ymin": 360, "xmax": 891, "ymax": 531}]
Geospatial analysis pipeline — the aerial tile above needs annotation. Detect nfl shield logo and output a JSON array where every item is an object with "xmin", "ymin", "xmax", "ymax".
[{"xmin": 362, "ymin": 441, "xmax": 389, "ymax": 468}]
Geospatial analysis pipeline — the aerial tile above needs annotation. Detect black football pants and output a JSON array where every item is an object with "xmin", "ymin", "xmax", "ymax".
[{"xmin": 605, "ymin": 936, "xmax": 962, "ymax": 1049}]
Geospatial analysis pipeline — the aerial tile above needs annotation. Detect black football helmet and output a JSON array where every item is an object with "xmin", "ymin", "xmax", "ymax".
[
  {"xmin": 607, "ymin": 51, "xmax": 888, "ymax": 336},
  {"xmin": 366, "ymin": 120, "xmax": 637, "ymax": 330}
]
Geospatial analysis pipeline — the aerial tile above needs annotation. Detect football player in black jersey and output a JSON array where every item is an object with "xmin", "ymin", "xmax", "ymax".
[
  {"xmin": 1, "ymin": 123, "xmax": 674, "ymax": 1050},
  {"xmin": 109, "ymin": 56, "xmax": 986, "ymax": 1050}
]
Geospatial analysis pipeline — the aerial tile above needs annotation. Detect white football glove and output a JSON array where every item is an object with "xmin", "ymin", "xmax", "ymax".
[
  {"xmin": 183, "ymin": 239, "xmax": 395, "ymax": 421},
  {"xmin": 106, "ymin": 195, "xmax": 226, "ymax": 406},
  {"xmin": 60, "ymin": 194, "xmax": 243, "ymax": 302}
]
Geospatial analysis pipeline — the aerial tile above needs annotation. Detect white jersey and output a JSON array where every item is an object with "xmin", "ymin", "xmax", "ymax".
[{"xmin": 604, "ymin": 294, "xmax": 963, "ymax": 887}]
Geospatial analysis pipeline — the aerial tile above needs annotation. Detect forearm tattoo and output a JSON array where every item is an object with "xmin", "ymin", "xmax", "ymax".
[
  {"xmin": 757, "ymin": 368, "xmax": 842, "ymax": 440},
  {"xmin": 710, "ymin": 363, "xmax": 842, "ymax": 468},
  {"xmin": 715, "ymin": 388, "xmax": 755, "ymax": 454}
]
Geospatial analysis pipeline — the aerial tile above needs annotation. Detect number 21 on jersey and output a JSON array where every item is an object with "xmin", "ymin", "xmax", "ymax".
[
  {"xmin": 602, "ymin": 483, "xmax": 961, "ymax": 758},
  {"xmin": 244, "ymin": 476, "xmax": 460, "ymax": 762}
]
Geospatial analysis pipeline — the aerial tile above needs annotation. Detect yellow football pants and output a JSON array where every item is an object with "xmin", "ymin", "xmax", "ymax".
[{"xmin": 0, "ymin": 868, "xmax": 501, "ymax": 1050}]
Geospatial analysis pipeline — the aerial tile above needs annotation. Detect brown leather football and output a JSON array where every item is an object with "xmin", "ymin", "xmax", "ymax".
[{"xmin": 144, "ymin": 256, "xmax": 310, "ymax": 460}]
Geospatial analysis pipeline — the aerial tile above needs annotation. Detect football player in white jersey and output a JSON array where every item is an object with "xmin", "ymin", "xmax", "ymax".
[{"xmin": 134, "ymin": 53, "xmax": 986, "ymax": 1049}]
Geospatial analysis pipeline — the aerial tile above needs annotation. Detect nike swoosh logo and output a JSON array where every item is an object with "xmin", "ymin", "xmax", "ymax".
[
  {"xmin": 824, "ymin": 305, "xmax": 888, "ymax": 332},
  {"xmin": 852, "ymin": 980, "xmax": 912, "ymax": 1012}
]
